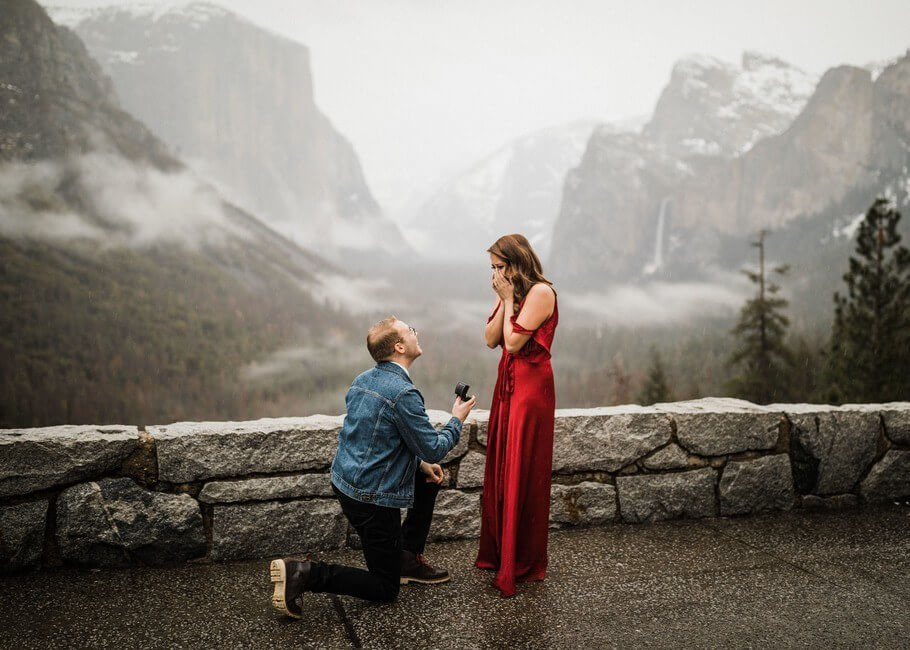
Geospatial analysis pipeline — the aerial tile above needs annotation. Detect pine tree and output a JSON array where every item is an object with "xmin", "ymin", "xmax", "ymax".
[
  {"xmin": 637, "ymin": 346, "xmax": 672, "ymax": 405},
  {"xmin": 827, "ymin": 197, "xmax": 910, "ymax": 402},
  {"xmin": 609, "ymin": 355, "xmax": 633, "ymax": 405},
  {"xmin": 726, "ymin": 230, "xmax": 792, "ymax": 403}
]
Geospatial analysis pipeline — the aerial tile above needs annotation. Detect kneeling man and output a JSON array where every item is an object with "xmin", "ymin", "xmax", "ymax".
[{"xmin": 270, "ymin": 316, "xmax": 476, "ymax": 617}]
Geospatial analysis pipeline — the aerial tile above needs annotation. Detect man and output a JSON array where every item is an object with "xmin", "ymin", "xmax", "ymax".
[{"xmin": 270, "ymin": 315, "xmax": 476, "ymax": 617}]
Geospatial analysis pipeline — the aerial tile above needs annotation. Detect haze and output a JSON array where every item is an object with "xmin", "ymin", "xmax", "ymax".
[{"xmin": 44, "ymin": 0, "xmax": 910, "ymax": 217}]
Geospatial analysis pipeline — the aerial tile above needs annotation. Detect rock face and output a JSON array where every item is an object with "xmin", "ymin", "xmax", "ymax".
[
  {"xmin": 199, "ymin": 474, "xmax": 334, "ymax": 504},
  {"xmin": 641, "ymin": 443, "xmax": 693, "ymax": 470},
  {"xmin": 550, "ymin": 130, "xmax": 672, "ymax": 283},
  {"xmin": 0, "ymin": 0, "xmax": 173, "ymax": 164},
  {"xmin": 211, "ymin": 499, "xmax": 347, "ymax": 561},
  {"xmin": 788, "ymin": 410, "xmax": 880, "ymax": 495},
  {"xmin": 550, "ymin": 52, "xmax": 817, "ymax": 285},
  {"xmin": 655, "ymin": 398, "xmax": 781, "ymax": 456},
  {"xmin": 860, "ymin": 450, "xmax": 910, "ymax": 502},
  {"xmin": 427, "ymin": 410, "xmax": 470, "ymax": 464},
  {"xmin": 474, "ymin": 410, "xmax": 490, "ymax": 446},
  {"xmin": 550, "ymin": 52, "xmax": 910, "ymax": 288},
  {"xmin": 0, "ymin": 426, "xmax": 138, "ymax": 497},
  {"xmin": 456, "ymin": 452, "xmax": 487, "ymax": 489},
  {"xmin": 644, "ymin": 52, "xmax": 816, "ymax": 161},
  {"xmin": 59, "ymin": 2, "xmax": 405, "ymax": 255},
  {"xmin": 672, "ymin": 66, "xmax": 877, "ymax": 236},
  {"xmin": 428, "ymin": 490, "xmax": 481, "ymax": 541},
  {"xmin": 719, "ymin": 455, "xmax": 795, "ymax": 515},
  {"xmin": 617, "ymin": 469, "xmax": 717, "ymax": 523},
  {"xmin": 56, "ymin": 478, "xmax": 204, "ymax": 566},
  {"xmin": 149, "ymin": 416, "xmax": 343, "ymax": 483},
  {"xmin": 552, "ymin": 408, "xmax": 672, "ymax": 473},
  {"xmin": 3, "ymin": 401, "xmax": 908, "ymax": 571},
  {"xmin": 550, "ymin": 482, "xmax": 617, "ymax": 527},
  {"xmin": 881, "ymin": 407, "xmax": 910, "ymax": 446},
  {"xmin": 0, "ymin": 500, "xmax": 47, "ymax": 573}
]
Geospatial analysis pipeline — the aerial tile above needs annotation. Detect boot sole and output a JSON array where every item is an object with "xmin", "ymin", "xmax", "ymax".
[
  {"xmin": 400, "ymin": 574, "xmax": 451, "ymax": 585},
  {"xmin": 270, "ymin": 559, "xmax": 301, "ymax": 619}
]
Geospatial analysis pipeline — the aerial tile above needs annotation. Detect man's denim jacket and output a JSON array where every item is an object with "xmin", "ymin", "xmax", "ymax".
[{"xmin": 330, "ymin": 361, "xmax": 462, "ymax": 508}]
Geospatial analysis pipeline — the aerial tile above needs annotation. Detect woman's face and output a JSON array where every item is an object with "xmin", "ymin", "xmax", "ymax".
[{"xmin": 490, "ymin": 253, "xmax": 510, "ymax": 279}]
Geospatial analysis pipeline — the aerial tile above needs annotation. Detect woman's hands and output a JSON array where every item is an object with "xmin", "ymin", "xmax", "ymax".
[
  {"xmin": 419, "ymin": 460, "xmax": 445, "ymax": 484},
  {"xmin": 492, "ymin": 268, "xmax": 514, "ymax": 302}
]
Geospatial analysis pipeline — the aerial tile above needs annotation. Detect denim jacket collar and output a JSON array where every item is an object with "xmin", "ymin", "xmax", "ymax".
[{"xmin": 376, "ymin": 360, "xmax": 413, "ymax": 385}]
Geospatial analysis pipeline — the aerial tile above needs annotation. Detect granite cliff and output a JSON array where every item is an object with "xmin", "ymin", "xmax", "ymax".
[{"xmin": 56, "ymin": 2, "xmax": 406, "ymax": 255}]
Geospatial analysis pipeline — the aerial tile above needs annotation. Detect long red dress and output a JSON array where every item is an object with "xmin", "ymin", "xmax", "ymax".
[{"xmin": 475, "ymin": 292, "xmax": 558, "ymax": 597}]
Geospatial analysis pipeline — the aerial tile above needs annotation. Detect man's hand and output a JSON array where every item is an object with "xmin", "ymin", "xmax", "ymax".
[
  {"xmin": 452, "ymin": 395, "xmax": 477, "ymax": 423},
  {"xmin": 419, "ymin": 460, "xmax": 444, "ymax": 484}
]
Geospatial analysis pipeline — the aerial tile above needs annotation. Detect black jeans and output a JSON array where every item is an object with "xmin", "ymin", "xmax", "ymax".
[{"xmin": 307, "ymin": 471, "xmax": 441, "ymax": 602}]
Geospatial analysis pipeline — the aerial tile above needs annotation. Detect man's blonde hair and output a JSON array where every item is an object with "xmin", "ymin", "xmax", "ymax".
[{"xmin": 367, "ymin": 315, "xmax": 401, "ymax": 362}]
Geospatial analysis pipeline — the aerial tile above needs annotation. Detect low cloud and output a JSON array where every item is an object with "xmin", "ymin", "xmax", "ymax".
[
  {"xmin": 241, "ymin": 339, "xmax": 366, "ymax": 383},
  {"xmin": 561, "ymin": 280, "xmax": 746, "ymax": 327},
  {"xmin": 309, "ymin": 272, "xmax": 392, "ymax": 313},
  {"xmin": 0, "ymin": 153, "xmax": 248, "ymax": 250},
  {"xmin": 402, "ymin": 279, "xmax": 748, "ymax": 334}
]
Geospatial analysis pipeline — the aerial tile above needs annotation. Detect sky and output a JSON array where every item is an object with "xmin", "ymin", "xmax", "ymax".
[{"xmin": 44, "ymin": 0, "xmax": 910, "ymax": 217}]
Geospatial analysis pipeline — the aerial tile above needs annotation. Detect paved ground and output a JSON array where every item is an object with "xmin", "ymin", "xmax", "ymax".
[{"xmin": 1, "ymin": 505, "xmax": 908, "ymax": 649}]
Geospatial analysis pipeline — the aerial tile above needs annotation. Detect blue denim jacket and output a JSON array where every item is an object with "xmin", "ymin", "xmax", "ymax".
[{"xmin": 330, "ymin": 361, "xmax": 462, "ymax": 508}]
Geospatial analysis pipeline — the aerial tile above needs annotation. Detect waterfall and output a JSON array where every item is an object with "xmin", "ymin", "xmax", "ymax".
[
  {"xmin": 643, "ymin": 197, "xmax": 670, "ymax": 275},
  {"xmin": 653, "ymin": 196, "xmax": 669, "ymax": 268}
]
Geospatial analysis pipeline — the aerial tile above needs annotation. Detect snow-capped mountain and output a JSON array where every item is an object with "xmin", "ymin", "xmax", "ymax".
[
  {"xmin": 49, "ymin": 1, "xmax": 407, "ymax": 257},
  {"xmin": 550, "ymin": 51, "xmax": 818, "ymax": 285},
  {"xmin": 48, "ymin": 1, "xmax": 225, "ymax": 28},
  {"xmin": 644, "ymin": 51, "xmax": 817, "ymax": 159},
  {"xmin": 550, "ymin": 50, "xmax": 910, "ymax": 289},
  {"xmin": 405, "ymin": 119, "xmax": 631, "ymax": 260}
]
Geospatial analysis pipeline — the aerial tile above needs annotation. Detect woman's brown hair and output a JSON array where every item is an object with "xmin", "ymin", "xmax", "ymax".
[{"xmin": 487, "ymin": 234, "xmax": 553, "ymax": 312}]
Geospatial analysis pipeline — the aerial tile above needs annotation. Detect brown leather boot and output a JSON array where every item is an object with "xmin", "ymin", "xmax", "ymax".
[
  {"xmin": 269, "ymin": 558, "xmax": 312, "ymax": 618},
  {"xmin": 400, "ymin": 550, "xmax": 450, "ymax": 585}
]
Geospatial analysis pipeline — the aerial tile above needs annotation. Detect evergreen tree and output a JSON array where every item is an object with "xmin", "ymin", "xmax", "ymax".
[
  {"xmin": 827, "ymin": 197, "xmax": 910, "ymax": 402},
  {"xmin": 637, "ymin": 346, "xmax": 672, "ymax": 405},
  {"xmin": 726, "ymin": 230, "xmax": 792, "ymax": 403},
  {"xmin": 789, "ymin": 334, "xmax": 825, "ymax": 402},
  {"xmin": 609, "ymin": 355, "xmax": 633, "ymax": 405}
]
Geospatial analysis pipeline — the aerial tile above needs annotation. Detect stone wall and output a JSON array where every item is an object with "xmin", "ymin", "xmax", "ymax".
[{"xmin": 2, "ymin": 399, "xmax": 909, "ymax": 573}]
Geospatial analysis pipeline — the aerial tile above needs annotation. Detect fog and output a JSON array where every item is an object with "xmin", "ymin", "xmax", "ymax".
[
  {"xmin": 561, "ymin": 281, "xmax": 745, "ymax": 328},
  {"xmin": 0, "ymin": 153, "xmax": 245, "ymax": 250}
]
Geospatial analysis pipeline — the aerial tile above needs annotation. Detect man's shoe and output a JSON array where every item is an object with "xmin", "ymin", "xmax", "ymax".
[
  {"xmin": 400, "ymin": 550, "xmax": 450, "ymax": 585},
  {"xmin": 269, "ymin": 558, "xmax": 312, "ymax": 618}
]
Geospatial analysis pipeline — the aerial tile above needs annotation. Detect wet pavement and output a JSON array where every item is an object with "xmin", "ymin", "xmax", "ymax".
[{"xmin": 1, "ymin": 505, "xmax": 908, "ymax": 649}]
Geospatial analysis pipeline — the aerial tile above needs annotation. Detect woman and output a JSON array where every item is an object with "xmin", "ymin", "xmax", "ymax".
[{"xmin": 475, "ymin": 233, "xmax": 558, "ymax": 597}]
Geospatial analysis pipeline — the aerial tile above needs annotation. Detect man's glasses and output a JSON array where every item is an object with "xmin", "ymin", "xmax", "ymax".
[{"xmin": 397, "ymin": 325, "xmax": 417, "ymax": 346}]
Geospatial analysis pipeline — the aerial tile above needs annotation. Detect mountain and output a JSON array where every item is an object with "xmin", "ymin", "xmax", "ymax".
[
  {"xmin": 643, "ymin": 52, "xmax": 817, "ymax": 160},
  {"xmin": 0, "ymin": 0, "xmax": 367, "ymax": 427},
  {"xmin": 1, "ymin": 1, "xmax": 173, "ymax": 166},
  {"xmin": 405, "ymin": 120, "xmax": 607, "ymax": 260},
  {"xmin": 51, "ymin": 1, "xmax": 406, "ymax": 256},
  {"xmin": 666, "ymin": 53, "xmax": 910, "ymax": 277},
  {"xmin": 551, "ymin": 52, "xmax": 820, "ymax": 285}
]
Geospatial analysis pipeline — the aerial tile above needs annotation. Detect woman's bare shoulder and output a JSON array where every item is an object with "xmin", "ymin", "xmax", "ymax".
[{"xmin": 528, "ymin": 283, "xmax": 556, "ymax": 301}]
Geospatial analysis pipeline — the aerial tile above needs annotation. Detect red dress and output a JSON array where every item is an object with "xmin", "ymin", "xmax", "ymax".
[{"xmin": 475, "ymin": 293, "xmax": 558, "ymax": 597}]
